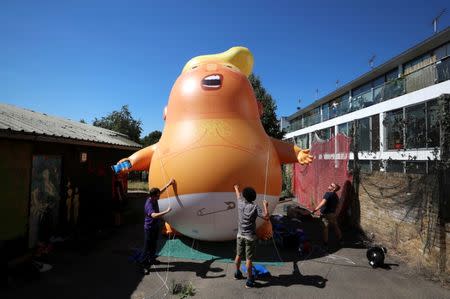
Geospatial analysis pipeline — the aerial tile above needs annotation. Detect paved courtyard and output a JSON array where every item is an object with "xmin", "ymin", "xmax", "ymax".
[{"xmin": 2, "ymin": 200, "xmax": 449, "ymax": 299}]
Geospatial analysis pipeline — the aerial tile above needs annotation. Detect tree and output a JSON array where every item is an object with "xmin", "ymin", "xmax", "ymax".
[
  {"xmin": 93, "ymin": 105, "xmax": 142, "ymax": 143},
  {"xmin": 249, "ymin": 74, "xmax": 285, "ymax": 139},
  {"xmin": 141, "ymin": 130, "xmax": 162, "ymax": 146}
]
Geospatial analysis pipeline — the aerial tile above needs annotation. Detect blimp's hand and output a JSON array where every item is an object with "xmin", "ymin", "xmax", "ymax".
[{"xmin": 297, "ymin": 149, "xmax": 314, "ymax": 165}]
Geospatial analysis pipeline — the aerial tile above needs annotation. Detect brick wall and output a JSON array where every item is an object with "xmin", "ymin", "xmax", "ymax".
[{"xmin": 359, "ymin": 171, "xmax": 449, "ymax": 277}]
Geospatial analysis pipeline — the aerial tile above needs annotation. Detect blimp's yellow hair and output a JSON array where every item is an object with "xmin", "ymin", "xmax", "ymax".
[{"xmin": 182, "ymin": 46, "xmax": 254, "ymax": 77}]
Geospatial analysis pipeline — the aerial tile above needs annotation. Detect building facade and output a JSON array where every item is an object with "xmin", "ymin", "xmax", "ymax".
[
  {"xmin": 284, "ymin": 28, "xmax": 450, "ymax": 174},
  {"xmin": 283, "ymin": 28, "xmax": 450, "ymax": 276},
  {"xmin": 0, "ymin": 103, "xmax": 142, "ymax": 260}
]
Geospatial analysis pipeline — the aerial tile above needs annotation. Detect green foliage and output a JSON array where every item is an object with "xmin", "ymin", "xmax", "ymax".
[
  {"xmin": 249, "ymin": 74, "xmax": 285, "ymax": 139},
  {"xmin": 79, "ymin": 119, "xmax": 86, "ymax": 124},
  {"xmin": 141, "ymin": 130, "xmax": 162, "ymax": 146},
  {"xmin": 93, "ymin": 105, "xmax": 142, "ymax": 143}
]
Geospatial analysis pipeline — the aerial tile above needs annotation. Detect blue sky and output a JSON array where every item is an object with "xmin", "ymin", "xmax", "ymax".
[{"xmin": 1, "ymin": 0, "xmax": 449, "ymax": 136}]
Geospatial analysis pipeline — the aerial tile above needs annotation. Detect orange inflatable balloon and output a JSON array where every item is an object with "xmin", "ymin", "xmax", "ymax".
[{"xmin": 116, "ymin": 47, "xmax": 313, "ymax": 241}]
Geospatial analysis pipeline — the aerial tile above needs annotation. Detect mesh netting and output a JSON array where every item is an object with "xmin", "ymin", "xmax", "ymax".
[{"xmin": 293, "ymin": 133, "xmax": 352, "ymax": 216}]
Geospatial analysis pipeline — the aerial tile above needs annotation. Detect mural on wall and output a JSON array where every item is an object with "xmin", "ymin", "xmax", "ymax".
[{"xmin": 28, "ymin": 155, "xmax": 61, "ymax": 248}]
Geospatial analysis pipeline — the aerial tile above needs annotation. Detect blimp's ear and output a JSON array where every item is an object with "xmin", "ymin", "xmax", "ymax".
[
  {"xmin": 257, "ymin": 101, "xmax": 264, "ymax": 117},
  {"xmin": 163, "ymin": 106, "xmax": 167, "ymax": 121},
  {"xmin": 182, "ymin": 46, "xmax": 254, "ymax": 77}
]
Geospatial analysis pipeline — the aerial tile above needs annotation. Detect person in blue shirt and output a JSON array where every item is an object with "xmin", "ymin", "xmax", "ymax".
[
  {"xmin": 140, "ymin": 178, "xmax": 175, "ymax": 274},
  {"xmin": 312, "ymin": 182, "xmax": 343, "ymax": 249}
]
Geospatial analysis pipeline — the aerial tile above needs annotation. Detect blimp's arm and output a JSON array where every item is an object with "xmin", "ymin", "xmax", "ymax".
[
  {"xmin": 270, "ymin": 138, "xmax": 313, "ymax": 165},
  {"xmin": 114, "ymin": 143, "xmax": 158, "ymax": 173}
]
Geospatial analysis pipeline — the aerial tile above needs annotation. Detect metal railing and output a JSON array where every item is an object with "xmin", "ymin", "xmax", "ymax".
[{"xmin": 285, "ymin": 58, "xmax": 450, "ymax": 133}]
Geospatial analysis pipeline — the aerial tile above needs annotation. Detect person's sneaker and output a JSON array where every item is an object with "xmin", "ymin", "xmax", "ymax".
[
  {"xmin": 234, "ymin": 270, "xmax": 244, "ymax": 280},
  {"xmin": 245, "ymin": 278, "xmax": 255, "ymax": 288}
]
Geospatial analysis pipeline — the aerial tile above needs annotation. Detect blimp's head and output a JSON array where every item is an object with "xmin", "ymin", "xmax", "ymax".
[{"xmin": 163, "ymin": 47, "xmax": 263, "ymax": 123}]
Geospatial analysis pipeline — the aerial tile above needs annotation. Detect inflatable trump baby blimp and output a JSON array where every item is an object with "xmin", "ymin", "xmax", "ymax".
[{"xmin": 114, "ymin": 46, "xmax": 313, "ymax": 241}]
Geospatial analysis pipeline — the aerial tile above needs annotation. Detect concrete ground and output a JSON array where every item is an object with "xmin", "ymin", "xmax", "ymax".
[{"xmin": 2, "ymin": 199, "xmax": 449, "ymax": 299}]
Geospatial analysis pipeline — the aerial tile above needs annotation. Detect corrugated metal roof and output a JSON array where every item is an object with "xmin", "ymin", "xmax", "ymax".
[{"xmin": 0, "ymin": 103, "xmax": 142, "ymax": 149}]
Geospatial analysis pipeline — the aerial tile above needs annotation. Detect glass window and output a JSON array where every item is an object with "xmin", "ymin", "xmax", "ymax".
[
  {"xmin": 372, "ymin": 160, "xmax": 381, "ymax": 172},
  {"xmin": 353, "ymin": 83, "xmax": 372, "ymax": 97},
  {"xmin": 436, "ymin": 56, "xmax": 450, "ymax": 83},
  {"xmin": 405, "ymin": 103, "xmax": 426, "ymax": 148},
  {"xmin": 384, "ymin": 109, "xmax": 404, "ymax": 150},
  {"xmin": 434, "ymin": 43, "xmax": 449, "ymax": 60},
  {"xmin": 427, "ymin": 99, "xmax": 440, "ymax": 148},
  {"xmin": 371, "ymin": 114, "xmax": 380, "ymax": 151},
  {"xmin": 406, "ymin": 161, "xmax": 426, "ymax": 174},
  {"xmin": 372, "ymin": 76, "xmax": 385, "ymax": 88},
  {"xmin": 321, "ymin": 104, "xmax": 329, "ymax": 122},
  {"xmin": 338, "ymin": 123, "xmax": 349, "ymax": 136},
  {"xmin": 358, "ymin": 117, "xmax": 371, "ymax": 151},
  {"xmin": 296, "ymin": 134, "xmax": 309, "ymax": 149},
  {"xmin": 385, "ymin": 68, "xmax": 399, "ymax": 82},
  {"xmin": 314, "ymin": 127, "xmax": 332, "ymax": 142},
  {"xmin": 336, "ymin": 93, "xmax": 350, "ymax": 116},
  {"xmin": 386, "ymin": 160, "xmax": 404, "ymax": 173},
  {"xmin": 360, "ymin": 160, "xmax": 371, "ymax": 173}
]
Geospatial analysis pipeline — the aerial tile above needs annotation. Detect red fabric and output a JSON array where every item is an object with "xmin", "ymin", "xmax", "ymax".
[{"xmin": 293, "ymin": 134, "xmax": 352, "ymax": 213}]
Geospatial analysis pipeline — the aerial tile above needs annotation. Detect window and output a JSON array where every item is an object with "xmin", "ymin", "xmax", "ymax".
[
  {"xmin": 372, "ymin": 160, "xmax": 381, "ymax": 172},
  {"xmin": 434, "ymin": 42, "xmax": 449, "ymax": 60},
  {"xmin": 385, "ymin": 109, "xmax": 404, "ymax": 150},
  {"xmin": 427, "ymin": 99, "xmax": 440, "ymax": 148},
  {"xmin": 385, "ymin": 68, "xmax": 399, "ymax": 82},
  {"xmin": 405, "ymin": 103, "xmax": 426, "ymax": 149},
  {"xmin": 358, "ymin": 117, "xmax": 371, "ymax": 151},
  {"xmin": 386, "ymin": 160, "xmax": 404, "ymax": 173},
  {"xmin": 314, "ymin": 127, "xmax": 332, "ymax": 142},
  {"xmin": 371, "ymin": 115, "xmax": 380, "ymax": 151},
  {"xmin": 436, "ymin": 56, "xmax": 450, "ymax": 83},
  {"xmin": 333, "ymin": 93, "xmax": 350, "ymax": 116},
  {"xmin": 338, "ymin": 123, "xmax": 349, "ymax": 136},
  {"xmin": 321, "ymin": 104, "xmax": 329, "ymax": 121},
  {"xmin": 360, "ymin": 160, "xmax": 371, "ymax": 173},
  {"xmin": 296, "ymin": 134, "xmax": 309, "ymax": 149},
  {"xmin": 406, "ymin": 161, "xmax": 426, "ymax": 174}
]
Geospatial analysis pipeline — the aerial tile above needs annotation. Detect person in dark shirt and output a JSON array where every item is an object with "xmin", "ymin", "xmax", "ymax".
[
  {"xmin": 140, "ymin": 178, "xmax": 175, "ymax": 274},
  {"xmin": 312, "ymin": 182, "xmax": 343, "ymax": 249},
  {"xmin": 233, "ymin": 184, "xmax": 269, "ymax": 288}
]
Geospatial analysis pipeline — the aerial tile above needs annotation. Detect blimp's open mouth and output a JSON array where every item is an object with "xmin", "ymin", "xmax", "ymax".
[{"xmin": 201, "ymin": 74, "xmax": 222, "ymax": 90}]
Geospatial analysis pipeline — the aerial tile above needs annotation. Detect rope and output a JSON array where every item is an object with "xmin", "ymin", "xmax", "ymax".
[
  {"xmin": 146, "ymin": 146, "xmax": 175, "ymax": 298},
  {"xmin": 262, "ymin": 140, "xmax": 285, "ymax": 264}
]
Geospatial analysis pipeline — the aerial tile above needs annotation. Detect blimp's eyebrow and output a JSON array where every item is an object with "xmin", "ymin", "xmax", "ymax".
[{"xmin": 191, "ymin": 65, "xmax": 199, "ymax": 69}]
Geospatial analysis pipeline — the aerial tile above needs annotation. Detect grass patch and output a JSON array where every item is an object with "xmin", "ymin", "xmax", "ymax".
[{"xmin": 171, "ymin": 280, "xmax": 196, "ymax": 298}]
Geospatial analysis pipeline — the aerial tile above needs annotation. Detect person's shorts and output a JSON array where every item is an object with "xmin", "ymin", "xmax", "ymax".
[
  {"xmin": 321, "ymin": 213, "xmax": 338, "ymax": 227},
  {"xmin": 236, "ymin": 236, "xmax": 256, "ymax": 260}
]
